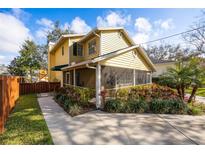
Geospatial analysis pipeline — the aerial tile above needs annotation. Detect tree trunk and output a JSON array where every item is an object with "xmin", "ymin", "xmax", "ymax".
[
  {"xmin": 181, "ymin": 84, "xmax": 185, "ymax": 100},
  {"xmin": 30, "ymin": 69, "xmax": 33, "ymax": 83},
  {"xmin": 188, "ymin": 86, "xmax": 198, "ymax": 104},
  {"xmin": 176, "ymin": 85, "xmax": 183, "ymax": 100}
]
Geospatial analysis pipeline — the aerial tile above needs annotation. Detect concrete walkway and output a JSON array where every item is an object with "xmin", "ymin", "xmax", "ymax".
[{"xmin": 38, "ymin": 96, "xmax": 205, "ymax": 145}]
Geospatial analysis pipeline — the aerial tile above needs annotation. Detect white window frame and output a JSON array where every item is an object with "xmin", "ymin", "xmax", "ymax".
[{"xmin": 88, "ymin": 38, "xmax": 97, "ymax": 55}]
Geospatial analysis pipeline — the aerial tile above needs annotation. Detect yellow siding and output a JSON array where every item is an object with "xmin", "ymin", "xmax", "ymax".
[
  {"xmin": 48, "ymin": 39, "xmax": 69, "ymax": 82},
  {"xmin": 54, "ymin": 40, "xmax": 69, "ymax": 66},
  {"xmin": 100, "ymin": 30, "xmax": 151, "ymax": 71},
  {"xmin": 101, "ymin": 30, "xmax": 130, "ymax": 55},
  {"xmin": 101, "ymin": 49, "xmax": 151, "ymax": 71}
]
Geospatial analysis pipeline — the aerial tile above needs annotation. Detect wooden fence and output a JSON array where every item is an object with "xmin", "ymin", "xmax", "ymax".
[
  {"xmin": 20, "ymin": 82, "xmax": 60, "ymax": 95},
  {"xmin": 0, "ymin": 76, "xmax": 20, "ymax": 133},
  {"xmin": 0, "ymin": 76, "xmax": 60, "ymax": 133}
]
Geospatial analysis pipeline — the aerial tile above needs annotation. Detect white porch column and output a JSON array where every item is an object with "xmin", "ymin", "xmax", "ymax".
[
  {"xmin": 150, "ymin": 72, "xmax": 152, "ymax": 83},
  {"xmin": 73, "ymin": 69, "xmax": 76, "ymax": 86},
  {"xmin": 133, "ymin": 69, "xmax": 136, "ymax": 86},
  {"xmin": 96, "ymin": 63, "xmax": 101, "ymax": 109},
  {"xmin": 61, "ymin": 71, "xmax": 63, "ymax": 87}
]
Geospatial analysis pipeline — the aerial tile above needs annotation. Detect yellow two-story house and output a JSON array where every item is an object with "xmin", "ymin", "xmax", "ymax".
[{"xmin": 48, "ymin": 27, "xmax": 156, "ymax": 108}]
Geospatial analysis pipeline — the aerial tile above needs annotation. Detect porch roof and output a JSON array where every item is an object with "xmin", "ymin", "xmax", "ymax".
[
  {"xmin": 61, "ymin": 45, "xmax": 156, "ymax": 72},
  {"xmin": 51, "ymin": 64, "xmax": 69, "ymax": 71}
]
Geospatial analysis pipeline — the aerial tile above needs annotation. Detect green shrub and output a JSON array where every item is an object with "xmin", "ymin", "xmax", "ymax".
[
  {"xmin": 75, "ymin": 87, "xmax": 95, "ymax": 105},
  {"xmin": 69, "ymin": 104, "xmax": 82, "ymax": 116},
  {"xmin": 116, "ymin": 88, "xmax": 130, "ymax": 101},
  {"xmin": 150, "ymin": 99, "xmax": 188, "ymax": 114},
  {"xmin": 64, "ymin": 98, "xmax": 73, "ymax": 110},
  {"xmin": 104, "ymin": 99, "xmax": 123, "ymax": 113},
  {"xmin": 190, "ymin": 107, "xmax": 203, "ymax": 115},
  {"xmin": 115, "ymin": 84, "xmax": 179, "ymax": 101},
  {"xmin": 126, "ymin": 99, "xmax": 149, "ymax": 113}
]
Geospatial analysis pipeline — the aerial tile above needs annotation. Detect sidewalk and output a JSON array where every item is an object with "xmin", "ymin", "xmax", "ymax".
[{"xmin": 37, "ymin": 95, "xmax": 205, "ymax": 145}]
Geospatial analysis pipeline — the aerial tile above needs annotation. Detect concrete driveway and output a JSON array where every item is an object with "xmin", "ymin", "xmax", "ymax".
[{"xmin": 38, "ymin": 96, "xmax": 205, "ymax": 145}]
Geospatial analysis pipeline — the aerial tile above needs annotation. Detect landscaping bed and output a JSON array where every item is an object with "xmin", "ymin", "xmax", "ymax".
[
  {"xmin": 0, "ymin": 94, "xmax": 53, "ymax": 145},
  {"xmin": 54, "ymin": 85, "xmax": 96, "ymax": 116},
  {"xmin": 54, "ymin": 84, "xmax": 205, "ymax": 116},
  {"xmin": 104, "ymin": 84, "xmax": 204, "ymax": 115}
]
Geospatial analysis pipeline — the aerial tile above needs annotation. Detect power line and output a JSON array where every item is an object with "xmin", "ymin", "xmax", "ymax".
[{"xmin": 138, "ymin": 25, "xmax": 205, "ymax": 46}]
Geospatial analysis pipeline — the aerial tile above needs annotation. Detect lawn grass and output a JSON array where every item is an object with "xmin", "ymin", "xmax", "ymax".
[
  {"xmin": 186, "ymin": 88, "xmax": 205, "ymax": 97},
  {"xmin": 0, "ymin": 94, "xmax": 53, "ymax": 145}
]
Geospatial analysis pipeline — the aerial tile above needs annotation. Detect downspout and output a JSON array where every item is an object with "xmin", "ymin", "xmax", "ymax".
[{"xmin": 86, "ymin": 64, "xmax": 96, "ymax": 69}]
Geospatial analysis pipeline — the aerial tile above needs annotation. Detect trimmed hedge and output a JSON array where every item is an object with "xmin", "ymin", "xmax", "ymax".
[
  {"xmin": 104, "ymin": 98, "xmax": 188, "ymax": 114},
  {"xmin": 116, "ymin": 84, "xmax": 179, "ymax": 101},
  {"xmin": 104, "ymin": 84, "xmax": 188, "ymax": 114},
  {"xmin": 150, "ymin": 99, "xmax": 188, "ymax": 114}
]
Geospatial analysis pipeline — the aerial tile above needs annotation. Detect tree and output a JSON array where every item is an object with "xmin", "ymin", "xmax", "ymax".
[
  {"xmin": 145, "ymin": 44, "xmax": 181, "ymax": 63},
  {"xmin": 159, "ymin": 57, "xmax": 205, "ymax": 103},
  {"xmin": 47, "ymin": 21, "xmax": 71, "ymax": 44},
  {"xmin": 19, "ymin": 40, "xmax": 41, "ymax": 82},
  {"xmin": 187, "ymin": 58, "xmax": 205, "ymax": 103},
  {"xmin": 159, "ymin": 59, "xmax": 192, "ymax": 100},
  {"xmin": 8, "ymin": 40, "xmax": 41, "ymax": 82},
  {"xmin": 7, "ymin": 57, "xmax": 26, "ymax": 76},
  {"xmin": 182, "ymin": 11, "xmax": 205, "ymax": 57},
  {"xmin": 37, "ymin": 45, "xmax": 48, "ymax": 69},
  {"xmin": 39, "ymin": 21, "xmax": 72, "ymax": 70}
]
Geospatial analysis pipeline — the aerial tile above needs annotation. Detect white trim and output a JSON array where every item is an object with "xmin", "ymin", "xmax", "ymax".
[{"xmin": 96, "ymin": 63, "xmax": 101, "ymax": 109}]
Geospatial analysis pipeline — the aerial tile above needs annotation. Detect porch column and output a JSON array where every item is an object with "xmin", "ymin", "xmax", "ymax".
[
  {"xmin": 73, "ymin": 69, "xmax": 76, "ymax": 86},
  {"xmin": 96, "ymin": 63, "xmax": 101, "ymax": 109},
  {"xmin": 150, "ymin": 72, "xmax": 152, "ymax": 83},
  {"xmin": 133, "ymin": 69, "xmax": 136, "ymax": 86},
  {"xmin": 61, "ymin": 71, "xmax": 63, "ymax": 87}
]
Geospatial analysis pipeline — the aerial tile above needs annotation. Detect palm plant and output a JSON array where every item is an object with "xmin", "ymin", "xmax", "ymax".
[
  {"xmin": 159, "ymin": 59, "xmax": 192, "ymax": 100},
  {"xmin": 187, "ymin": 58, "xmax": 205, "ymax": 103}
]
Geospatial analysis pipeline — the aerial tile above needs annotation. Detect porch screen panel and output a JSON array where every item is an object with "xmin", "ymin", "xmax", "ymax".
[
  {"xmin": 101, "ymin": 66, "xmax": 151, "ymax": 89},
  {"xmin": 101, "ymin": 66, "xmax": 134, "ymax": 89},
  {"xmin": 135, "ymin": 70, "xmax": 150, "ymax": 84}
]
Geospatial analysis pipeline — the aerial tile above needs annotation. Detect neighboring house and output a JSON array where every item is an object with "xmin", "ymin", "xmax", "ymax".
[
  {"xmin": 0, "ymin": 64, "xmax": 9, "ymax": 75},
  {"xmin": 37, "ymin": 69, "xmax": 48, "ymax": 82},
  {"xmin": 152, "ymin": 60, "xmax": 176, "ymax": 78},
  {"xmin": 48, "ymin": 27, "xmax": 156, "ymax": 107}
]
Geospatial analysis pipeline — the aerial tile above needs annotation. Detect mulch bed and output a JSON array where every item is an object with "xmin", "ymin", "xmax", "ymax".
[{"xmin": 54, "ymin": 98, "xmax": 96, "ymax": 117}]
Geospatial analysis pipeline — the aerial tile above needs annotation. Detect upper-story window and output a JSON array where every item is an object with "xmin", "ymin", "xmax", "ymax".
[
  {"xmin": 73, "ymin": 42, "xmax": 83, "ymax": 56},
  {"xmin": 88, "ymin": 39, "xmax": 96, "ymax": 55},
  {"xmin": 62, "ymin": 46, "xmax": 64, "ymax": 56}
]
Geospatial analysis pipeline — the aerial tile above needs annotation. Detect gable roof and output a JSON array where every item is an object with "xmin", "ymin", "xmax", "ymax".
[
  {"xmin": 79, "ymin": 27, "xmax": 135, "ymax": 45},
  {"xmin": 61, "ymin": 45, "xmax": 156, "ymax": 72},
  {"xmin": 49, "ymin": 34, "xmax": 85, "ymax": 53}
]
